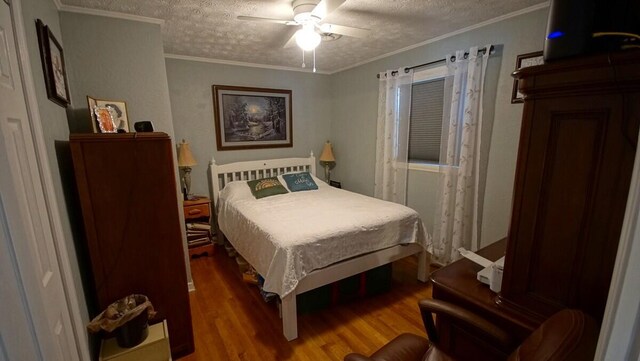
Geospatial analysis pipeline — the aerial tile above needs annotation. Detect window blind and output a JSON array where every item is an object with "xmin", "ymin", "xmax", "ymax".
[{"xmin": 409, "ymin": 78, "xmax": 445, "ymax": 162}]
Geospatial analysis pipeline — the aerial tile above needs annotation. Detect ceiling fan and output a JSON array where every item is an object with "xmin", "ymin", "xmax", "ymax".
[{"xmin": 237, "ymin": 0, "xmax": 369, "ymax": 70}]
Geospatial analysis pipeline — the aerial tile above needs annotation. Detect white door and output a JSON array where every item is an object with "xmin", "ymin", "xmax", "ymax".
[{"xmin": 0, "ymin": 2, "xmax": 79, "ymax": 360}]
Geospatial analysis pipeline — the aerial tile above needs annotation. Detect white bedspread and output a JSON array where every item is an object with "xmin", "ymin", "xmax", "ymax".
[{"xmin": 217, "ymin": 178, "xmax": 429, "ymax": 297}]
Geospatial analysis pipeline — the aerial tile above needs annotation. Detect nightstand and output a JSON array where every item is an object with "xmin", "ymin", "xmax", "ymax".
[{"xmin": 183, "ymin": 197, "xmax": 214, "ymax": 257}]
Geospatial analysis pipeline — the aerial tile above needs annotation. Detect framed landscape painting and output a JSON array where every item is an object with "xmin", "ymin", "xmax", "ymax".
[{"xmin": 212, "ymin": 85, "xmax": 292, "ymax": 151}]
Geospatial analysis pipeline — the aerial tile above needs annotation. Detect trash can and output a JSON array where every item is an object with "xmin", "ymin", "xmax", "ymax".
[
  {"xmin": 115, "ymin": 306, "xmax": 149, "ymax": 348},
  {"xmin": 87, "ymin": 294, "xmax": 156, "ymax": 348}
]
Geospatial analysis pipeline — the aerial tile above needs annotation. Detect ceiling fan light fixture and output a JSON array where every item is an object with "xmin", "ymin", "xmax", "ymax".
[
  {"xmin": 295, "ymin": 26, "xmax": 321, "ymax": 51},
  {"xmin": 292, "ymin": 0, "xmax": 321, "ymax": 20},
  {"xmin": 293, "ymin": 12, "xmax": 320, "ymax": 23}
]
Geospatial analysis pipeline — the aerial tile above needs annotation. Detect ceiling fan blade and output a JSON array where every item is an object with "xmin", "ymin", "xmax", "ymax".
[
  {"xmin": 282, "ymin": 28, "xmax": 298, "ymax": 49},
  {"xmin": 319, "ymin": 23, "xmax": 369, "ymax": 38},
  {"xmin": 311, "ymin": 0, "xmax": 346, "ymax": 20},
  {"xmin": 237, "ymin": 16, "xmax": 297, "ymax": 25}
]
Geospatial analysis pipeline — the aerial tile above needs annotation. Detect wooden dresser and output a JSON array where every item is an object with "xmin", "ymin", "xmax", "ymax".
[
  {"xmin": 431, "ymin": 50, "xmax": 640, "ymax": 359},
  {"xmin": 70, "ymin": 133, "xmax": 194, "ymax": 358},
  {"xmin": 431, "ymin": 240, "xmax": 529, "ymax": 361}
]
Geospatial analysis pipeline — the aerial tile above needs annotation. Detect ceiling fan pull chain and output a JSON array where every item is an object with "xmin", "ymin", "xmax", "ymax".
[
  {"xmin": 313, "ymin": 48, "xmax": 317, "ymax": 73},
  {"xmin": 302, "ymin": 49, "xmax": 306, "ymax": 68}
]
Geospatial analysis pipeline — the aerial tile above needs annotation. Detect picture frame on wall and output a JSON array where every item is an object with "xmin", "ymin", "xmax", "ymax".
[
  {"xmin": 36, "ymin": 19, "xmax": 70, "ymax": 107},
  {"xmin": 511, "ymin": 51, "xmax": 544, "ymax": 103},
  {"xmin": 212, "ymin": 85, "xmax": 292, "ymax": 151},
  {"xmin": 87, "ymin": 96, "xmax": 130, "ymax": 133}
]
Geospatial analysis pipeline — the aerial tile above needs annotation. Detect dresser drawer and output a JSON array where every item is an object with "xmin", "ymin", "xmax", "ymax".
[{"xmin": 183, "ymin": 203, "xmax": 209, "ymax": 219}]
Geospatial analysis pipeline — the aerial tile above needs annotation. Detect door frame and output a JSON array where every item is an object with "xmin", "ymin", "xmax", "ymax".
[
  {"xmin": 594, "ymin": 126, "xmax": 640, "ymax": 359},
  {"xmin": 7, "ymin": 0, "xmax": 90, "ymax": 359}
]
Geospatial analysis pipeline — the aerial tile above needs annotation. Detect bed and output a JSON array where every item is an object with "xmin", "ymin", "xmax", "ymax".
[{"xmin": 210, "ymin": 153, "xmax": 429, "ymax": 341}]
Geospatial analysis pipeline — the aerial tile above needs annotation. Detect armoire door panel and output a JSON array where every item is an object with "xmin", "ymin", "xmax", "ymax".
[
  {"xmin": 502, "ymin": 93, "xmax": 635, "ymax": 319},
  {"xmin": 528, "ymin": 109, "xmax": 606, "ymax": 307},
  {"xmin": 504, "ymin": 98, "xmax": 612, "ymax": 295}
]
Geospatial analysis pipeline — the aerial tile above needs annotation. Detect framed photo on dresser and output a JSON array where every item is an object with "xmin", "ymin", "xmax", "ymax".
[{"xmin": 87, "ymin": 96, "xmax": 130, "ymax": 133}]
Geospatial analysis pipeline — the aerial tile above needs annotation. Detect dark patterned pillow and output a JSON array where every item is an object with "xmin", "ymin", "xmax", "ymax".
[
  {"xmin": 282, "ymin": 172, "xmax": 318, "ymax": 192},
  {"xmin": 247, "ymin": 177, "xmax": 289, "ymax": 199}
]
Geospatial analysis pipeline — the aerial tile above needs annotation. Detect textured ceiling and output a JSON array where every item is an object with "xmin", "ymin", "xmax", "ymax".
[{"xmin": 60, "ymin": 0, "xmax": 547, "ymax": 72}]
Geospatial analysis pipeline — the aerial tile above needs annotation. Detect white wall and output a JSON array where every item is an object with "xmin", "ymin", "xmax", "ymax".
[
  {"xmin": 59, "ymin": 13, "xmax": 175, "ymax": 136},
  {"xmin": 165, "ymin": 59, "xmax": 332, "ymax": 196},
  {"xmin": 328, "ymin": 8, "xmax": 549, "ymax": 246}
]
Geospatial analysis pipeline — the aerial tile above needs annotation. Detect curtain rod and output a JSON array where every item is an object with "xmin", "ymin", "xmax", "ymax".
[{"xmin": 376, "ymin": 45, "xmax": 494, "ymax": 79}]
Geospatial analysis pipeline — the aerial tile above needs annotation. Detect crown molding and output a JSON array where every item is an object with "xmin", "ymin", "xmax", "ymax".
[
  {"xmin": 330, "ymin": 1, "xmax": 550, "ymax": 74},
  {"xmin": 164, "ymin": 54, "xmax": 331, "ymax": 75},
  {"xmin": 57, "ymin": 4, "xmax": 164, "ymax": 25},
  {"xmin": 53, "ymin": 0, "xmax": 548, "ymax": 75}
]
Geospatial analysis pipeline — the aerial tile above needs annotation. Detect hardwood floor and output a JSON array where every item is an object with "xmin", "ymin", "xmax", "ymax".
[{"xmin": 179, "ymin": 247, "xmax": 433, "ymax": 361}]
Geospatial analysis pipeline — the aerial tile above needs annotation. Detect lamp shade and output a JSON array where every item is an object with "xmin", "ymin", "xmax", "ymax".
[
  {"xmin": 319, "ymin": 141, "xmax": 335, "ymax": 162},
  {"xmin": 177, "ymin": 139, "xmax": 197, "ymax": 167},
  {"xmin": 295, "ymin": 23, "xmax": 321, "ymax": 51}
]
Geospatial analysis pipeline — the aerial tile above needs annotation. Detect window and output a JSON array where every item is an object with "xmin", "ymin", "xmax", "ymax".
[
  {"xmin": 409, "ymin": 78, "xmax": 444, "ymax": 162},
  {"xmin": 408, "ymin": 66, "xmax": 448, "ymax": 167}
]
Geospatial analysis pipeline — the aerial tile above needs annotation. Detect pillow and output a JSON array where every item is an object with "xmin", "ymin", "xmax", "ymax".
[
  {"xmin": 282, "ymin": 172, "xmax": 318, "ymax": 192},
  {"xmin": 246, "ymin": 177, "xmax": 289, "ymax": 199}
]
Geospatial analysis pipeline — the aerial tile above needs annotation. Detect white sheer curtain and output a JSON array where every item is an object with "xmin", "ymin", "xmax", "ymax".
[
  {"xmin": 374, "ymin": 68, "xmax": 413, "ymax": 204},
  {"xmin": 431, "ymin": 46, "xmax": 491, "ymax": 264}
]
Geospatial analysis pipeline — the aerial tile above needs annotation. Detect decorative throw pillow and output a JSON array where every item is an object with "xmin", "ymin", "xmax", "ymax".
[
  {"xmin": 247, "ymin": 177, "xmax": 289, "ymax": 199},
  {"xmin": 282, "ymin": 172, "xmax": 318, "ymax": 192}
]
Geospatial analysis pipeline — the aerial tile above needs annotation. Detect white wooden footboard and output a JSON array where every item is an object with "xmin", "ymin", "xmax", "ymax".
[{"xmin": 280, "ymin": 244, "xmax": 428, "ymax": 340}]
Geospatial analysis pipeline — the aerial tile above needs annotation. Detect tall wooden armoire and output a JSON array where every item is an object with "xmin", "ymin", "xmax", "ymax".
[
  {"xmin": 502, "ymin": 50, "xmax": 640, "ymax": 322},
  {"xmin": 430, "ymin": 50, "xmax": 640, "ymax": 360},
  {"xmin": 70, "ymin": 133, "xmax": 194, "ymax": 358}
]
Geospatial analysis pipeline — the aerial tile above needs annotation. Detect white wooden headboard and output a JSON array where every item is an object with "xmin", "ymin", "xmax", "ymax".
[{"xmin": 209, "ymin": 152, "xmax": 316, "ymax": 206}]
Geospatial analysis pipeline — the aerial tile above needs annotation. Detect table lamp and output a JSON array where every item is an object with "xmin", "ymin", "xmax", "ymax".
[
  {"xmin": 178, "ymin": 139, "xmax": 197, "ymax": 200},
  {"xmin": 319, "ymin": 141, "xmax": 336, "ymax": 183}
]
